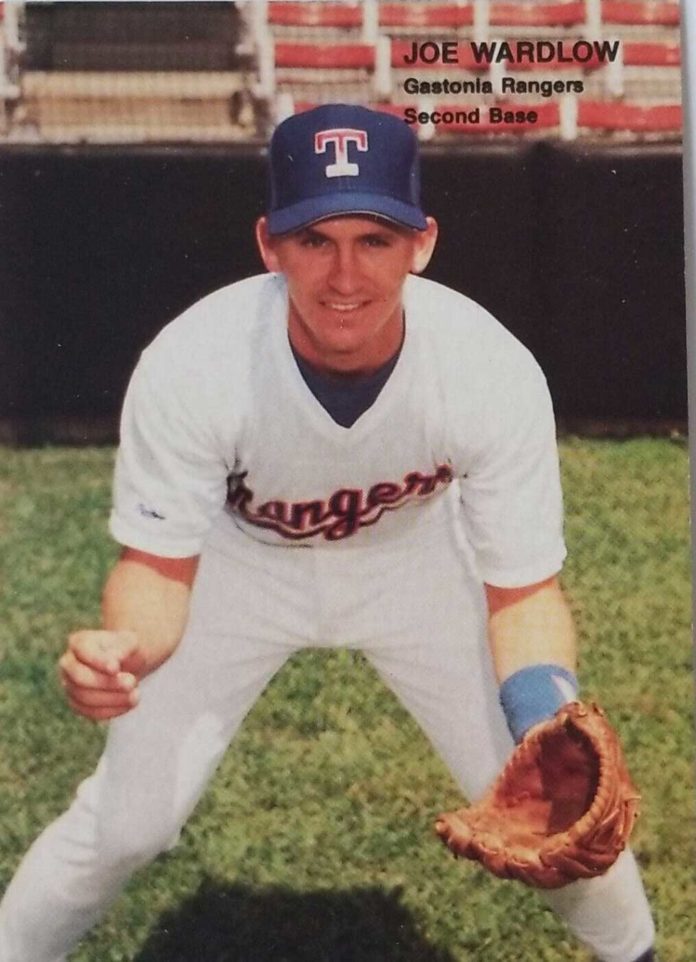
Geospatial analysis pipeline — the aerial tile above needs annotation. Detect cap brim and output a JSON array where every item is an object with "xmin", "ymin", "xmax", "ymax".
[{"xmin": 267, "ymin": 192, "xmax": 427, "ymax": 235}]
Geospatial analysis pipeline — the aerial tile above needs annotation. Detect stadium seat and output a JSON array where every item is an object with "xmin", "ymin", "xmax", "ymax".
[
  {"xmin": 267, "ymin": 3, "xmax": 363, "ymax": 29},
  {"xmin": 20, "ymin": 71, "xmax": 253, "ymax": 143},
  {"xmin": 601, "ymin": 1, "xmax": 680, "ymax": 26},
  {"xmin": 578, "ymin": 98, "xmax": 682, "ymax": 133},
  {"xmin": 623, "ymin": 41, "xmax": 680, "ymax": 66},
  {"xmin": 376, "ymin": 3, "xmax": 591, "ymax": 45},
  {"xmin": 595, "ymin": 1, "xmax": 680, "ymax": 41},
  {"xmin": 270, "ymin": 38, "xmax": 391, "ymax": 101},
  {"xmin": 275, "ymin": 41, "xmax": 375, "ymax": 70},
  {"xmin": 618, "ymin": 41, "xmax": 681, "ymax": 100},
  {"xmin": 265, "ymin": 2, "xmax": 365, "ymax": 43},
  {"xmin": 378, "ymin": 3, "xmax": 473, "ymax": 31},
  {"xmin": 490, "ymin": 3, "xmax": 585, "ymax": 27}
]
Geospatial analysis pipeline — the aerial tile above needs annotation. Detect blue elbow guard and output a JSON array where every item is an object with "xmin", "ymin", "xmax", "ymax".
[{"xmin": 499, "ymin": 663, "xmax": 579, "ymax": 743}]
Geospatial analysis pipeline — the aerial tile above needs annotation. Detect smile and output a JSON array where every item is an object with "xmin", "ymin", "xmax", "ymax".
[{"xmin": 322, "ymin": 302, "xmax": 366, "ymax": 313}]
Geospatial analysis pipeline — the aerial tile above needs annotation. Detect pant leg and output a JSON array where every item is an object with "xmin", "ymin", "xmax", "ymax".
[
  {"xmin": 543, "ymin": 851, "xmax": 654, "ymax": 962},
  {"xmin": 346, "ymin": 532, "xmax": 654, "ymax": 962},
  {"xmin": 0, "ymin": 543, "xmax": 309, "ymax": 962}
]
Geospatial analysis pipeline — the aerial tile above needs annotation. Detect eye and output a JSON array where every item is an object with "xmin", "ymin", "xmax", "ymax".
[
  {"xmin": 361, "ymin": 234, "xmax": 391, "ymax": 248},
  {"xmin": 298, "ymin": 232, "xmax": 327, "ymax": 249}
]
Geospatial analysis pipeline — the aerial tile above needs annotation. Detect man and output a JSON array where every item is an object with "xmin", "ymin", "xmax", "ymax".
[{"xmin": 0, "ymin": 104, "xmax": 655, "ymax": 961}]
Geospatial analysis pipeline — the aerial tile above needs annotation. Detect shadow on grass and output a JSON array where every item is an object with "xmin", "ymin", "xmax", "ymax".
[{"xmin": 134, "ymin": 877, "xmax": 457, "ymax": 962}]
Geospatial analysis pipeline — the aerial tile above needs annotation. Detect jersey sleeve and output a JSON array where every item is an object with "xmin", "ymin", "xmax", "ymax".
[
  {"xmin": 458, "ymin": 361, "xmax": 567, "ymax": 588},
  {"xmin": 109, "ymin": 347, "xmax": 231, "ymax": 558}
]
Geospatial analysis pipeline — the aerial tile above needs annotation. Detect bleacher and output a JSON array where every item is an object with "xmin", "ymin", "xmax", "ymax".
[
  {"xmin": 0, "ymin": 0, "xmax": 683, "ymax": 143},
  {"xmin": 255, "ymin": 0, "xmax": 682, "ymax": 141},
  {"xmin": 11, "ymin": 1, "xmax": 257, "ymax": 142}
]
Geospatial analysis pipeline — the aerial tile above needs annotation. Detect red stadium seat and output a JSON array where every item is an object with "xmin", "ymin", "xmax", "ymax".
[
  {"xmin": 267, "ymin": 3, "xmax": 363, "ymax": 29},
  {"xmin": 275, "ymin": 42, "xmax": 375, "ymax": 70},
  {"xmin": 600, "ymin": 2, "xmax": 680, "ymax": 26},
  {"xmin": 578, "ymin": 99, "xmax": 681, "ymax": 131},
  {"xmin": 623, "ymin": 42, "xmax": 681, "ymax": 66},
  {"xmin": 489, "ymin": 3, "xmax": 585, "ymax": 27},
  {"xmin": 269, "ymin": 35, "xmax": 391, "ymax": 102},
  {"xmin": 379, "ymin": 4, "xmax": 473, "ymax": 29}
]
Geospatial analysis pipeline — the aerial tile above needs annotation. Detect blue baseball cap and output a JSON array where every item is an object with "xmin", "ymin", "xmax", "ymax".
[{"xmin": 266, "ymin": 104, "xmax": 427, "ymax": 235}]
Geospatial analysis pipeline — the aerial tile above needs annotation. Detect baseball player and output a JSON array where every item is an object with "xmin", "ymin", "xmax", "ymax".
[{"xmin": 0, "ymin": 104, "xmax": 655, "ymax": 962}]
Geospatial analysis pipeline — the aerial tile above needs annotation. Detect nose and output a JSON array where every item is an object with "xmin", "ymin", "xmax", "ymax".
[{"xmin": 328, "ymin": 243, "xmax": 361, "ymax": 295}]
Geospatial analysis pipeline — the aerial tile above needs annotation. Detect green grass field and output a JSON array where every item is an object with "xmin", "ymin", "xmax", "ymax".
[{"xmin": 0, "ymin": 440, "xmax": 693, "ymax": 961}]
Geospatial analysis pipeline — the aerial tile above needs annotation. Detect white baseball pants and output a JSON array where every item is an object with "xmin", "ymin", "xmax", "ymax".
[{"xmin": 0, "ymin": 524, "xmax": 654, "ymax": 962}]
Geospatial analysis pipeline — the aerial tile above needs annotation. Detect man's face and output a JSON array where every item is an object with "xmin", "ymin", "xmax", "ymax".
[{"xmin": 256, "ymin": 215, "xmax": 438, "ymax": 374}]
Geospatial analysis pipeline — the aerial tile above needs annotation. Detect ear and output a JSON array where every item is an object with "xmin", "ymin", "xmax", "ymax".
[
  {"xmin": 255, "ymin": 217, "xmax": 282, "ymax": 273},
  {"xmin": 410, "ymin": 217, "xmax": 438, "ymax": 275}
]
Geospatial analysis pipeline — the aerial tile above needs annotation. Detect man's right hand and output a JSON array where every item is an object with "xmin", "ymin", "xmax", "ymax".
[{"xmin": 58, "ymin": 630, "xmax": 147, "ymax": 721}]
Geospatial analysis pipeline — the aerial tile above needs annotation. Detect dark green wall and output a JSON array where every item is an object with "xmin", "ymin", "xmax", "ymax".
[{"xmin": 0, "ymin": 142, "xmax": 686, "ymax": 441}]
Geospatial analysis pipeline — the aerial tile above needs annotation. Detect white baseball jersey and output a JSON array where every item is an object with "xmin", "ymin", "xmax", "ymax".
[{"xmin": 110, "ymin": 272, "xmax": 566, "ymax": 587}]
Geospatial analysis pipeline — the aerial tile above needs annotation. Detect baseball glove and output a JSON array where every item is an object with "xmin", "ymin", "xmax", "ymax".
[{"xmin": 435, "ymin": 701, "xmax": 640, "ymax": 889}]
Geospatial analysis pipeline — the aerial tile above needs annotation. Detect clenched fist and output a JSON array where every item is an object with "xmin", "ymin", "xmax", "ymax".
[{"xmin": 58, "ymin": 630, "xmax": 148, "ymax": 721}]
